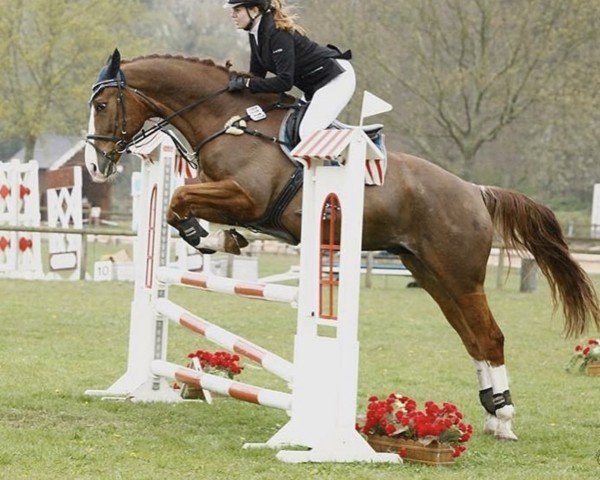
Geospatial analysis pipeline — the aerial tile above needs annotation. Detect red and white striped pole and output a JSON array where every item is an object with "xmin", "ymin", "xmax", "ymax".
[
  {"xmin": 155, "ymin": 298, "xmax": 293, "ymax": 382},
  {"xmin": 151, "ymin": 360, "xmax": 291, "ymax": 411},
  {"xmin": 157, "ymin": 266, "xmax": 298, "ymax": 304}
]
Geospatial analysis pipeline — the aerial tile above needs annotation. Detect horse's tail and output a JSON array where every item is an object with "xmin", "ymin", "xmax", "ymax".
[{"xmin": 481, "ymin": 186, "xmax": 600, "ymax": 337}]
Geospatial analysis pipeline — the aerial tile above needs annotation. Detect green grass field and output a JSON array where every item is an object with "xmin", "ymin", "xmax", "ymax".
[{"xmin": 1, "ymin": 254, "xmax": 598, "ymax": 479}]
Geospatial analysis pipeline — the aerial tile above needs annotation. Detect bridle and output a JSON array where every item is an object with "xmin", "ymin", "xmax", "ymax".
[
  {"xmin": 85, "ymin": 76, "xmax": 228, "ymax": 175},
  {"xmin": 85, "ymin": 79, "xmax": 130, "ymax": 174}
]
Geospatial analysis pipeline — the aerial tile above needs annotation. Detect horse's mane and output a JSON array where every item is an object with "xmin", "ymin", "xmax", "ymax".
[{"xmin": 122, "ymin": 54, "xmax": 232, "ymax": 74}]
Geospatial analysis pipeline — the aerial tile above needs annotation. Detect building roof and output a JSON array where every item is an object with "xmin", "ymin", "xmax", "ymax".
[
  {"xmin": 7, "ymin": 134, "xmax": 81, "ymax": 169},
  {"xmin": 50, "ymin": 140, "xmax": 86, "ymax": 170}
]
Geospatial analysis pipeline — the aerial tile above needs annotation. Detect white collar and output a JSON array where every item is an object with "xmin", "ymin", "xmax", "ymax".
[{"xmin": 250, "ymin": 14, "xmax": 262, "ymax": 40}]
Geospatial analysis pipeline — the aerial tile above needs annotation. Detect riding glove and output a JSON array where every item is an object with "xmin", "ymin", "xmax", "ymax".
[{"xmin": 228, "ymin": 75, "xmax": 249, "ymax": 92}]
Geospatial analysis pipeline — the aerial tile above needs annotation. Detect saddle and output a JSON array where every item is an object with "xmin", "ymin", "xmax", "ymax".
[
  {"xmin": 281, "ymin": 100, "xmax": 386, "ymax": 157},
  {"xmin": 279, "ymin": 101, "xmax": 388, "ymax": 186}
]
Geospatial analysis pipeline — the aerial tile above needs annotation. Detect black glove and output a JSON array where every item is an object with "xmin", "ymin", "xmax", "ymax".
[{"xmin": 228, "ymin": 75, "xmax": 248, "ymax": 92}]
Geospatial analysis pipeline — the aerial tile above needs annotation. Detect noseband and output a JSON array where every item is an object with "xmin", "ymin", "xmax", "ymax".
[{"xmin": 86, "ymin": 77, "xmax": 228, "ymax": 175}]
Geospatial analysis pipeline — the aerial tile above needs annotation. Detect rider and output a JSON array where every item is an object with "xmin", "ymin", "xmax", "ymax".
[{"xmin": 225, "ymin": 0, "xmax": 355, "ymax": 141}]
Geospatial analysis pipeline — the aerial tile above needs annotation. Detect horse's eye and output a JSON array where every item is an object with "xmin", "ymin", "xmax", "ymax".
[{"xmin": 95, "ymin": 102, "xmax": 107, "ymax": 112}]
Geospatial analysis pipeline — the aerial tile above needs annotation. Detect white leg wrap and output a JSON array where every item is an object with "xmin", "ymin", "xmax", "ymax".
[
  {"xmin": 489, "ymin": 365, "xmax": 509, "ymax": 394},
  {"xmin": 473, "ymin": 359, "xmax": 492, "ymax": 390}
]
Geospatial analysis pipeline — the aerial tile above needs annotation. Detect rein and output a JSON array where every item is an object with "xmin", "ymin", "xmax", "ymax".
[
  {"xmin": 195, "ymin": 98, "xmax": 299, "ymax": 152},
  {"xmin": 86, "ymin": 81, "xmax": 228, "ymax": 172},
  {"xmin": 86, "ymin": 80, "xmax": 297, "ymax": 174},
  {"xmin": 126, "ymin": 86, "xmax": 229, "ymax": 168}
]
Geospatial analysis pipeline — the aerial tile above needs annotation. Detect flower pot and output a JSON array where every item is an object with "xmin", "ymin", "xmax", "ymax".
[
  {"xmin": 367, "ymin": 435, "xmax": 455, "ymax": 465},
  {"xmin": 586, "ymin": 361, "xmax": 600, "ymax": 377}
]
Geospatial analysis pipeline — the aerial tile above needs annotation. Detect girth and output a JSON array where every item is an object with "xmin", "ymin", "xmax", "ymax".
[{"xmin": 238, "ymin": 164, "xmax": 304, "ymax": 245}]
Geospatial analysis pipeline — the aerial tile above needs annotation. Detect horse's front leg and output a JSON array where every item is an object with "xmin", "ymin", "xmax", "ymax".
[{"xmin": 166, "ymin": 179, "xmax": 257, "ymax": 255}]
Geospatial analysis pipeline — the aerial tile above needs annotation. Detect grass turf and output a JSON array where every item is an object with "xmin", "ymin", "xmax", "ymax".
[{"xmin": 0, "ymin": 254, "xmax": 598, "ymax": 479}]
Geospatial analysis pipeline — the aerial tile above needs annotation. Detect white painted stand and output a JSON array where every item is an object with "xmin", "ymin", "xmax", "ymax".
[
  {"xmin": 591, "ymin": 184, "xmax": 600, "ymax": 239},
  {"xmin": 245, "ymin": 129, "xmax": 399, "ymax": 463},
  {"xmin": 45, "ymin": 166, "xmax": 83, "ymax": 280}
]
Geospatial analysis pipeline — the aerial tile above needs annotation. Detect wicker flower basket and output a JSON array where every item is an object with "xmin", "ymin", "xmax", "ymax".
[
  {"xmin": 179, "ymin": 383, "xmax": 207, "ymax": 400},
  {"xmin": 586, "ymin": 361, "xmax": 600, "ymax": 377},
  {"xmin": 367, "ymin": 434, "xmax": 455, "ymax": 465}
]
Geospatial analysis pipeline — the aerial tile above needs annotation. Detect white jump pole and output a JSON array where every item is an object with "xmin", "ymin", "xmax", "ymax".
[
  {"xmin": 85, "ymin": 135, "xmax": 178, "ymax": 400},
  {"xmin": 157, "ymin": 266, "xmax": 298, "ymax": 303}
]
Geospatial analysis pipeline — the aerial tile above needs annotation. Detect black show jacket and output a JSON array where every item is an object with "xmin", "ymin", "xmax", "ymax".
[{"xmin": 248, "ymin": 12, "xmax": 350, "ymax": 100}]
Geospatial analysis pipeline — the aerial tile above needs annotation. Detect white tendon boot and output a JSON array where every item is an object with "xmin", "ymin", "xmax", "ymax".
[{"xmin": 473, "ymin": 360, "xmax": 518, "ymax": 441}]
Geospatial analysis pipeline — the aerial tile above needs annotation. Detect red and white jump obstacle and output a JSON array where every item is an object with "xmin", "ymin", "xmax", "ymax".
[
  {"xmin": 153, "ymin": 297, "xmax": 293, "ymax": 383},
  {"xmin": 85, "ymin": 117, "xmax": 400, "ymax": 462},
  {"xmin": 0, "ymin": 159, "xmax": 85, "ymax": 280},
  {"xmin": 85, "ymin": 133, "xmax": 296, "ymax": 404},
  {"xmin": 0, "ymin": 159, "xmax": 43, "ymax": 279}
]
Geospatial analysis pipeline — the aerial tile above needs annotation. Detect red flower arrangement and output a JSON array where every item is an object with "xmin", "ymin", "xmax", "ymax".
[
  {"xmin": 186, "ymin": 349, "xmax": 244, "ymax": 379},
  {"xmin": 356, "ymin": 393, "xmax": 473, "ymax": 459},
  {"xmin": 566, "ymin": 338, "xmax": 600, "ymax": 373},
  {"xmin": 174, "ymin": 350, "xmax": 244, "ymax": 400}
]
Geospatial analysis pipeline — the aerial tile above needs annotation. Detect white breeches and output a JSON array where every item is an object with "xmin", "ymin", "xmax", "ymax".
[{"xmin": 299, "ymin": 59, "xmax": 356, "ymax": 140}]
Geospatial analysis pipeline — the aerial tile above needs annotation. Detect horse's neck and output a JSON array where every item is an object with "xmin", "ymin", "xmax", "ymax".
[
  {"xmin": 163, "ymin": 90, "xmax": 285, "ymax": 149},
  {"xmin": 126, "ymin": 60, "xmax": 288, "ymax": 165},
  {"xmin": 126, "ymin": 61, "xmax": 227, "ymax": 143}
]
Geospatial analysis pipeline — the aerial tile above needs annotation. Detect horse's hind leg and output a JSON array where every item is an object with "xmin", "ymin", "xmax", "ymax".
[
  {"xmin": 456, "ymin": 293, "xmax": 517, "ymax": 440},
  {"xmin": 399, "ymin": 254, "xmax": 517, "ymax": 440}
]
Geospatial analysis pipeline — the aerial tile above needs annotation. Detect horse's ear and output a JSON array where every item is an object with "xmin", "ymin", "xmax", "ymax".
[
  {"xmin": 225, "ymin": 59, "xmax": 233, "ymax": 70},
  {"xmin": 106, "ymin": 48, "xmax": 121, "ymax": 78}
]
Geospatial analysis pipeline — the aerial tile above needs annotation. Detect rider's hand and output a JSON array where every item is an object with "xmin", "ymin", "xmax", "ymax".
[{"xmin": 228, "ymin": 75, "xmax": 249, "ymax": 92}]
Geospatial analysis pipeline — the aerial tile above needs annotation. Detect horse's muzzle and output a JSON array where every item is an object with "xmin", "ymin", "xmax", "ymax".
[{"xmin": 84, "ymin": 138, "xmax": 119, "ymax": 182}]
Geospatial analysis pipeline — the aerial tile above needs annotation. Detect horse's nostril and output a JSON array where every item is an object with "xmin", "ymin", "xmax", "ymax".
[{"xmin": 91, "ymin": 163, "xmax": 98, "ymax": 173}]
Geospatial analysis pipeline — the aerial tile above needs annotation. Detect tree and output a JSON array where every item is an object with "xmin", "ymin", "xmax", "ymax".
[
  {"xmin": 0, "ymin": 0, "xmax": 149, "ymax": 160},
  {"xmin": 142, "ymin": 0, "xmax": 247, "ymax": 65},
  {"xmin": 303, "ymin": 0, "xmax": 599, "ymax": 203},
  {"xmin": 378, "ymin": 0, "xmax": 598, "ymax": 178}
]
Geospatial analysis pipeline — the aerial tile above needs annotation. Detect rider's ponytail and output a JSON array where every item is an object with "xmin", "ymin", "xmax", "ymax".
[{"xmin": 270, "ymin": 0, "xmax": 306, "ymax": 35}]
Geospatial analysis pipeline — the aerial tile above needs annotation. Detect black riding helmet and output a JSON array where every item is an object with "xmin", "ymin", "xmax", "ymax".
[
  {"xmin": 225, "ymin": 0, "xmax": 271, "ymax": 10},
  {"xmin": 225, "ymin": 0, "xmax": 271, "ymax": 30}
]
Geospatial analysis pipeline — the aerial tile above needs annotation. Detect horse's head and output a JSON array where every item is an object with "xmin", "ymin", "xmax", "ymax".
[{"xmin": 85, "ymin": 49, "xmax": 149, "ymax": 182}]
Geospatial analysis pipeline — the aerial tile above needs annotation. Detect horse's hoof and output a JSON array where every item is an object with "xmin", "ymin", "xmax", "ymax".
[
  {"xmin": 223, "ymin": 231, "xmax": 242, "ymax": 255},
  {"xmin": 493, "ymin": 406, "xmax": 518, "ymax": 441},
  {"xmin": 495, "ymin": 431, "xmax": 518, "ymax": 441},
  {"xmin": 483, "ymin": 413, "xmax": 499, "ymax": 435},
  {"xmin": 228, "ymin": 229, "xmax": 249, "ymax": 248}
]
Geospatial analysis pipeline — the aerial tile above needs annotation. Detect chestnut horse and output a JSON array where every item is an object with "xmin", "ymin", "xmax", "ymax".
[{"xmin": 85, "ymin": 50, "xmax": 599, "ymax": 440}]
